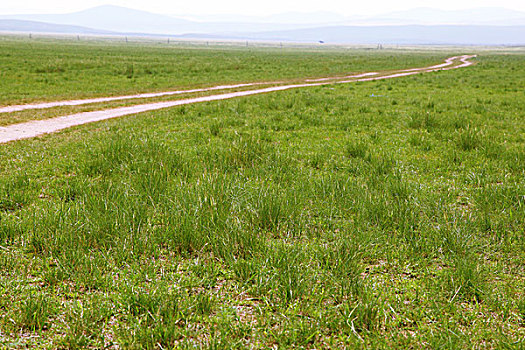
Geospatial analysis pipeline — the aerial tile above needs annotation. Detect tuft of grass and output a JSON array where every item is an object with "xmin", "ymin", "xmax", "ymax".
[
  {"xmin": 446, "ymin": 255, "xmax": 486, "ymax": 302},
  {"xmin": 34, "ymin": 64, "xmax": 66, "ymax": 74},
  {"xmin": 320, "ymin": 240, "xmax": 363, "ymax": 298},
  {"xmin": 339, "ymin": 298, "xmax": 381, "ymax": 333},
  {"xmin": 223, "ymin": 134, "xmax": 270, "ymax": 169},
  {"xmin": 346, "ymin": 140, "xmax": 370, "ymax": 159},
  {"xmin": 407, "ymin": 112, "xmax": 438, "ymax": 131},
  {"xmin": 16, "ymin": 293, "xmax": 53, "ymax": 331},
  {"xmin": 248, "ymin": 186, "xmax": 295, "ymax": 233},
  {"xmin": 455, "ymin": 125, "xmax": 483, "ymax": 151},
  {"xmin": 0, "ymin": 173, "xmax": 30, "ymax": 212},
  {"xmin": 62, "ymin": 298, "xmax": 113, "ymax": 349},
  {"xmin": 209, "ymin": 120, "xmax": 223, "ymax": 136},
  {"xmin": 518, "ymin": 298, "xmax": 525, "ymax": 326}
]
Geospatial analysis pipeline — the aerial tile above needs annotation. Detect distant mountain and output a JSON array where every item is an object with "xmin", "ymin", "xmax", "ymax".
[
  {"xmin": 367, "ymin": 7, "xmax": 525, "ymax": 25},
  {"xmin": 181, "ymin": 7, "xmax": 525, "ymax": 26},
  {"xmin": 179, "ymin": 11, "xmax": 349, "ymax": 24},
  {"xmin": 4, "ymin": 5, "xmax": 525, "ymax": 35},
  {"xmin": 254, "ymin": 11, "xmax": 349, "ymax": 24},
  {"xmin": 0, "ymin": 5, "xmax": 313, "ymax": 35},
  {"xmin": 0, "ymin": 5, "xmax": 196, "ymax": 34},
  {"xmin": 0, "ymin": 19, "xmax": 114, "ymax": 34},
  {"xmin": 1, "ymin": 5, "xmax": 524, "ymax": 45},
  {"xmin": 245, "ymin": 25, "xmax": 525, "ymax": 45}
]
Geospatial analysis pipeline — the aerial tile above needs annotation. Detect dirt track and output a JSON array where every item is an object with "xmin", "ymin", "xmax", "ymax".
[{"xmin": 0, "ymin": 55, "xmax": 476, "ymax": 144}]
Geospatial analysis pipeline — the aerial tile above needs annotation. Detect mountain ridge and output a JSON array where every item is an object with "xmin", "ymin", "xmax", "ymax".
[{"xmin": 1, "ymin": 5, "xmax": 524, "ymax": 45}]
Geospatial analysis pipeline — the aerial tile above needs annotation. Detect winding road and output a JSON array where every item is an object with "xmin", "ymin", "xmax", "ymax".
[{"xmin": 0, "ymin": 55, "xmax": 476, "ymax": 144}]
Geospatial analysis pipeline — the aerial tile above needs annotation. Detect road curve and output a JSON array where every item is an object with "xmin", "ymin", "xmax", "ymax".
[
  {"xmin": 0, "ymin": 72, "xmax": 380, "ymax": 114},
  {"xmin": 0, "ymin": 55, "xmax": 476, "ymax": 144},
  {"xmin": 0, "ymin": 55, "xmax": 473, "ymax": 114}
]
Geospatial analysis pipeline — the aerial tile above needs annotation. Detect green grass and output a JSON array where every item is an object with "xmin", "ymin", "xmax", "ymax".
[
  {"xmin": 0, "ymin": 39, "xmax": 524, "ymax": 348},
  {"xmin": 0, "ymin": 37, "xmax": 447, "ymax": 105},
  {"xmin": 0, "ymin": 83, "xmax": 275, "ymax": 126}
]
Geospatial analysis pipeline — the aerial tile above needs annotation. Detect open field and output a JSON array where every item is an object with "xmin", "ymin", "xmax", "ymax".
[
  {"xmin": 0, "ymin": 38, "xmax": 524, "ymax": 348},
  {"xmin": 0, "ymin": 37, "xmax": 455, "ymax": 105},
  {"xmin": 0, "ymin": 55, "xmax": 474, "ymax": 142}
]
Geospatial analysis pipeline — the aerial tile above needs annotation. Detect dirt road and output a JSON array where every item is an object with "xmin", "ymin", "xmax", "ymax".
[{"xmin": 0, "ymin": 55, "xmax": 476, "ymax": 144}]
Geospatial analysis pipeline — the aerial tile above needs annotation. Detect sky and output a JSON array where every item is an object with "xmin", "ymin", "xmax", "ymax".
[{"xmin": 1, "ymin": 0, "xmax": 525, "ymax": 16}]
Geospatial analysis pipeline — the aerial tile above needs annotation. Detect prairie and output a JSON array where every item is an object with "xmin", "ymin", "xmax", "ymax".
[
  {"xmin": 0, "ymin": 37, "xmax": 446, "ymax": 105},
  {"xmin": 0, "ymin": 38, "xmax": 524, "ymax": 348}
]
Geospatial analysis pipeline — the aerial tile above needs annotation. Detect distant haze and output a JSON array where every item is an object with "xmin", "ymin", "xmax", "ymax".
[
  {"xmin": 1, "ymin": 0, "xmax": 525, "ymax": 17},
  {"xmin": 1, "ymin": 5, "xmax": 524, "ymax": 45}
]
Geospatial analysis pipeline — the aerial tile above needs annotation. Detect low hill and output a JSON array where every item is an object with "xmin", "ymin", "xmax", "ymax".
[
  {"xmin": 245, "ymin": 25, "xmax": 525, "ymax": 45},
  {"xmin": 1, "ymin": 5, "xmax": 524, "ymax": 45},
  {"xmin": 0, "ymin": 5, "xmax": 309, "ymax": 35},
  {"xmin": 0, "ymin": 19, "xmax": 114, "ymax": 34}
]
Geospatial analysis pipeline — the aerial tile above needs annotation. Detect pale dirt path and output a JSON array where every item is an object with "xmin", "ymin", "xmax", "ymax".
[
  {"xmin": 0, "ymin": 72, "xmax": 377, "ymax": 114},
  {"xmin": 0, "ymin": 83, "xmax": 266, "ymax": 114},
  {"xmin": 0, "ymin": 55, "xmax": 467, "ymax": 114},
  {"xmin": 0, "ymin": 55, "xmax": 476, "ymax": 144}
]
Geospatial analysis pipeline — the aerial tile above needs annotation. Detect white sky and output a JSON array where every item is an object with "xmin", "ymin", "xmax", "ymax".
[{"xmin": 1, "ymin": 0, "xmax": 525, "ymax": 16}]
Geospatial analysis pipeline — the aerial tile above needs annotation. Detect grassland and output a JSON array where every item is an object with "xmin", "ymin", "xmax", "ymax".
[
  {"xmin": 0, "ymin": 38, "xmax": 524, "ymax": 348},
  {"xmin": 0, "ymin": 37, "xmax": 449, "ymax": 105}
]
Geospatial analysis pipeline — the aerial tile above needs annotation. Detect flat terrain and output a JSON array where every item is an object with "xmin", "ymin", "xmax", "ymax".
[
  {"xmin": 0, "ymin": 38, "xmax": 524, "ymax": 348},
  {"xmin": 0, "ymin": 55, "xmax": 474, "ymax": 143},
  {"xmin": 0, "ymin": 37, "xmax": 448, "ymax": 105}
]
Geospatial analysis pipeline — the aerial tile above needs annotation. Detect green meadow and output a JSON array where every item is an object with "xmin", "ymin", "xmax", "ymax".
[
  {"xmin": 0, "ymin": 37, "xmax": 445, "ymax": 104},
  {"xmin": 0, "ymin": 38, "xmax": 524, "ymax": 348}
]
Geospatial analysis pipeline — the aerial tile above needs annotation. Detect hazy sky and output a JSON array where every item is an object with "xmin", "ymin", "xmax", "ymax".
[{"xmin": 1, "ymin": 0, "xmax": 525, "ymax": 16}]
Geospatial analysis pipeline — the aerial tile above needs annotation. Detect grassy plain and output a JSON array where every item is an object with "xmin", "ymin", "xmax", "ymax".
[
  {"xmin": 0, "ymin": 37, "xmax": 447, "ymax": 105},
  {"xmin": 0, "ymin": 38, "xmax": 524, "ymax": 348}
]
